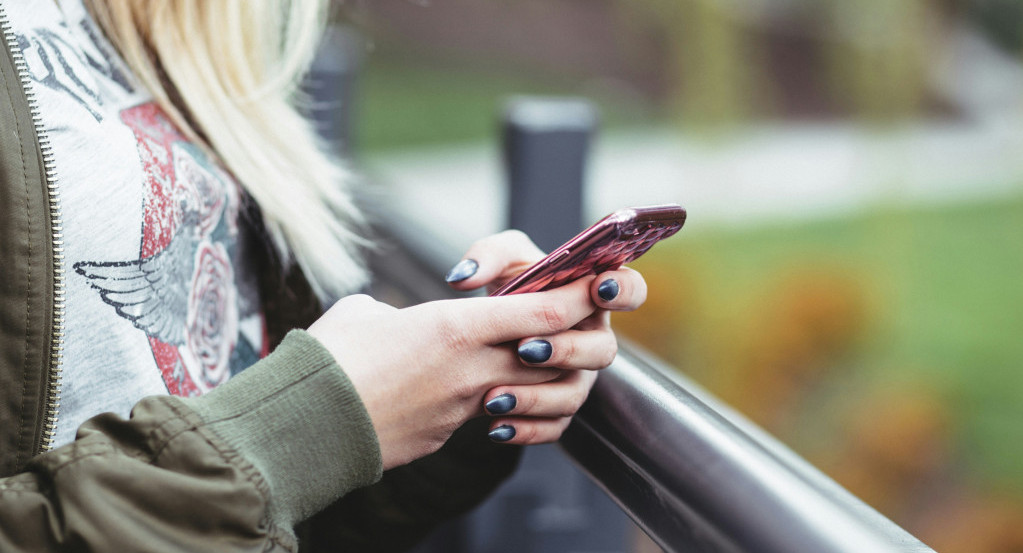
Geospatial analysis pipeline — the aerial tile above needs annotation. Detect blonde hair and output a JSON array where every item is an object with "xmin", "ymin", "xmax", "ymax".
[{"xmin": 85, "ymin": 0, "xmax": 369, "ymax": 302}]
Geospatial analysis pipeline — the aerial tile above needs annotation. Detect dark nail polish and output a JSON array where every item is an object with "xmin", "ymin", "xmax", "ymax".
[
  {"xmin": 519, "ymin": 339, "xmax": 552, "ymax": 363},
  {"xmin": 597, "ymin": 279, "xmax": 620, "ymax": 302},
  {"xmin": 518, "ymin": 339, "xmax": 553, "ymax": 364},
  {"xmin": 485, "ymin": 393, "xmax": 517, "ymax": 415},
  {"xmin": 445, "ymin": 259, "xmax": 479, "ymax": 283},
  {"xmin": 489, "ymin": 425, "xmax": 516, "ymax": 442}
]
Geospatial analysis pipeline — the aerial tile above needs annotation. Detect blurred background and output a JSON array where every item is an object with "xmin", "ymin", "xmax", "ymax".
[{"xmin": 327, "ymin": 0, "xmax": 1023, "ymax": 551}]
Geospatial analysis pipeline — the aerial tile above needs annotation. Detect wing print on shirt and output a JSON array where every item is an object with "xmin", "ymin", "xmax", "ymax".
[{"xmin": 73, "ymin": 226, "xmax": 197, "ymax": 346}]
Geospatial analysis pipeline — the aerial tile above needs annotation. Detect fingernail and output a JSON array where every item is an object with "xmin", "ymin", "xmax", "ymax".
[
  {"xmin": 518, "ymin": 340, "xmax": 552, "ymax": 364},
  {"xmin": 489, "ymin": 425, "xmax": 516, "ymax": 442},
  {"xmin": 597, "ymin": 279, "xmax": 620, "ymax": 302},
  {"xmin": 445, "ymin": 259, "xmax": 479, "ymax": 283},
  {"xmin": 485, "ymin": 393, "xmax": 517, "ymax": 415}
]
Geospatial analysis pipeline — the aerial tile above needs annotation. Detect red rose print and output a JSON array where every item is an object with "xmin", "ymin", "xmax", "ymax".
[{"xmin": 186, "ymin": 241, "xmax": 238, "ymax": 387}]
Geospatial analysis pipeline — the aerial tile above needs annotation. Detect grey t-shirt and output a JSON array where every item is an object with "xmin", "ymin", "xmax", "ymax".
[{"xmin": 8, "ymin": 1, "xmax": 267, "ymax": 447}]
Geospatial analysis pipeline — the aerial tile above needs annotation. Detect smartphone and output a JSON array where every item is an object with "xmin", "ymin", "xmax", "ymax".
[{"xmin": 490, "ymin": 204, "xmax": 686, "ymax": 296}]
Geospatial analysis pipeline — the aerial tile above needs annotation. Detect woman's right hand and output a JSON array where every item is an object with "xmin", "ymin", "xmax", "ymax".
[{"xmin": 306, "ymin": 277, "xmax": 602, "ymax": 471}]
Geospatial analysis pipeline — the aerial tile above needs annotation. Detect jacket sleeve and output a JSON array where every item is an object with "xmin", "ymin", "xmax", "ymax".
[
  {"xmin": 0, "ymin": 330, "xmax": 383, "ymax": 553},
  {"xmin": 297, "ymin": 418, "xmax": 523, "ymax": 553},
  {"xmin": 190, "ymin": 331, "xmax": 523, "ymax": 553}
]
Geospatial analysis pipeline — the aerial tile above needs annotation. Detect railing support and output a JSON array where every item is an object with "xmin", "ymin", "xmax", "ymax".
[{"xmin": 503, "ymin": 97, "xmax": 597, "ymax": 251}]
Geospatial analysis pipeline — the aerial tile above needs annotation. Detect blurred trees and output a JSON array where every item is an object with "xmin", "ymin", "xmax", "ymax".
[
  {"xmin": 621, "ymin": 0, "xmax": 941, "ymax": 125},
  {"xmin": 348, "ymin": 0, "xmax": 1023, "ymax": 127}
]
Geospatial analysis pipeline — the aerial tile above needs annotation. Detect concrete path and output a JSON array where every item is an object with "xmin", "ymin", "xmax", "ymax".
[{"xmin": 364, "ymin": 118, "xmax": 1023, "ymax": 252}]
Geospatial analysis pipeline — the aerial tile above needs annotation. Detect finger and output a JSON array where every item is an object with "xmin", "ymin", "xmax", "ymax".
[
  {"xmin": 445, "ymin": 230, "xmax": 545, "ymax": 290},
  {"xmin": 516, "ymin": 328, "xmax": 617, "ymax": 371},
  {"xmin": 479, "ymin": 348, "xmax": 566, "ymax": 388},
  {"xmin": 447, "ymin": 277, "xmax": 598, "ymax": 344},
  {"xmin": 487, "ymin": 416, "xmax": 573, "ymax": 445},
  {"xmin": 483, "ymin": 370, "xmax": 597, "ymax": 417},
  {"xmin": 574, "ymin": 309, "xmax": 611, "ymax": 332},
  {"xmin": 590, "ymin": 267, "xmax": 647, "ymax": 311}
]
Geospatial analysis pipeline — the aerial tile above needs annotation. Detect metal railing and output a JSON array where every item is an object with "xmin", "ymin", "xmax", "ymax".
[{"xmin": 563, "ymin": 347, "xmax": 936, "ymax": 553}]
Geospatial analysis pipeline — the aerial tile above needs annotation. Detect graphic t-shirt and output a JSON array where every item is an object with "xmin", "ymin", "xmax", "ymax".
[{"xmin": 6, "ymin": 1, "xmax": 267, "ymax": 447}]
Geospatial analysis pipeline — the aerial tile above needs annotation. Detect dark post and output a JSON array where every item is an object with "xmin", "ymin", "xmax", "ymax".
[
  {"xmin": 441, "ymin": 96, "xmax": 634, "ymax": 553},
  {"xmin": 503, "ymin": 97, "xmax": 598, "ymax": 252}
]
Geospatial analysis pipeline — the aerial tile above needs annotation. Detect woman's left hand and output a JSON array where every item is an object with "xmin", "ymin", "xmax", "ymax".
[{"xmin": 445, "ymin": 230, "xmax": 648, "ymax": 445}]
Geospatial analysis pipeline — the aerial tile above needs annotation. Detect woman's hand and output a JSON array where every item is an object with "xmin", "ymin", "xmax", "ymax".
[
  {"xmin": 308, "ymin": 276, "xmax": 605, "ymax": 470},
  {"xmin": 445, "ymin": 230, "xmax": 648, "ymax": 446}
]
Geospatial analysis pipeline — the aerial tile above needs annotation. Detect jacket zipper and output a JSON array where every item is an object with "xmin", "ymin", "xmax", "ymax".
[{"xmin": 0, "ymin": 7, "xmax": 66, "ymax": 453}]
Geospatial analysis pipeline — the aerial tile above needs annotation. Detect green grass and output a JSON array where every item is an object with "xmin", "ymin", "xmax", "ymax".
[{"xmin": 632, "ymin": 193, "xmax": 1023, "ymax": 492}]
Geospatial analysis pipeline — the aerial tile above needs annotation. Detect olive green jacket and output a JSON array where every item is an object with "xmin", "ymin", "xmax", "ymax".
[{"xmin": 0, "ymin": 23, "xmax": 517, "ymax": 553}]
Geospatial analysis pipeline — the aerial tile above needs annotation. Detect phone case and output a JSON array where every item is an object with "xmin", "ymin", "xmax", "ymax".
[{"xmin": 491, "ymin": 204, "xmax": 686, "ymax": 296}]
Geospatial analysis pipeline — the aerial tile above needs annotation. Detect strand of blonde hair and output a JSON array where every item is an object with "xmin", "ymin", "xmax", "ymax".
[{"xmin": 85, "ymin": 0, "xmax": 369, "ymax": 302}]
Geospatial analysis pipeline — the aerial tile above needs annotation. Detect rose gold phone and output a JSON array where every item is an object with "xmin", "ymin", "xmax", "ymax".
[{"xmin": 490, "ymin": 204, "xmax": 686, "ymax": 296}]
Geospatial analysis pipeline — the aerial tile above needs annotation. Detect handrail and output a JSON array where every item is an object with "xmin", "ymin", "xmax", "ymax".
[
  {"xmin": 365, "ymin": 203, "xmax": 936, "ymax": 553},
  {"xmin": 563, "ymin": 347, "xmax": 935, "ymax": 553}
]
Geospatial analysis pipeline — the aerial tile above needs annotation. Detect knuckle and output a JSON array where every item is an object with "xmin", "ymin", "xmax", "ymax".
[
  {"xmin": 337, "ymin": 293, "xmax": 374, "ymax": 309},
  {"xmin": 424, "ymin": 434, "xmax": 445, "ymax": 453},
  {"xmin": 468, "ymin": 235, "xmax": 491, "ymax": 253},
  {"xmin": 518, "ymin": 424, "xmax": 540, "ymax": 444},
  {"xmin": 600, "ymin": 334, "xmax": 619, "ymax": 368},
  {"xmin": 500, "ymin": 229, "xmax": 530, "ymax": 245},
  {"xmin": 517, "ymin": 389, "xmax": 539, "ymax": 413},
  {"xmin": 451, "ymin": 374, "xmax": 479, "ymax": 403},
  {"xmin": 536, "ymin": 302, "xmax": 568, "ymax": 333},
  {"xmin": 445, "ymin": 407, "xmax": 471, "ymax": 432},
  {"xmin": 554, "ymin": 390, "xmax": 584, "ymax": 417},
  {"xmin": 413, "ymin": 428, "xmax": 455, "ymax": 460},
  {"xmin": 434, "ymin": 311, "xmax": 474, "ymax": 353},
  {"xmin": 558, "ymin": 338, "xmax": 578, "ymax": 366},
  {"xmin": 555, "ymin": 403, "xmax": 575, "ymax": 419},
  {"xmin": 542, "ymin": 420, "xmax": 571, "ymax": 443},
  {"xmin": 567, "ymin": 390, "xmax": 588, "ymax": 416},
  {"xmin": 423, "ymin": 434, "xmax": 449, "ymax": 458},
  {"xmin": 341, "ymin": 293, "xmax": 371, "ymax": 302},
  {"xmin": 601, "ymin": 349, "xmax": 617, "ymax": 369}
]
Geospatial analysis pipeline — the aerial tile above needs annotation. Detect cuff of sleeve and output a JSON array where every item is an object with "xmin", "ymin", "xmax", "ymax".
[{"xmin": 183, "ymin": 329, "xmax": 383, "ymax": 529}]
